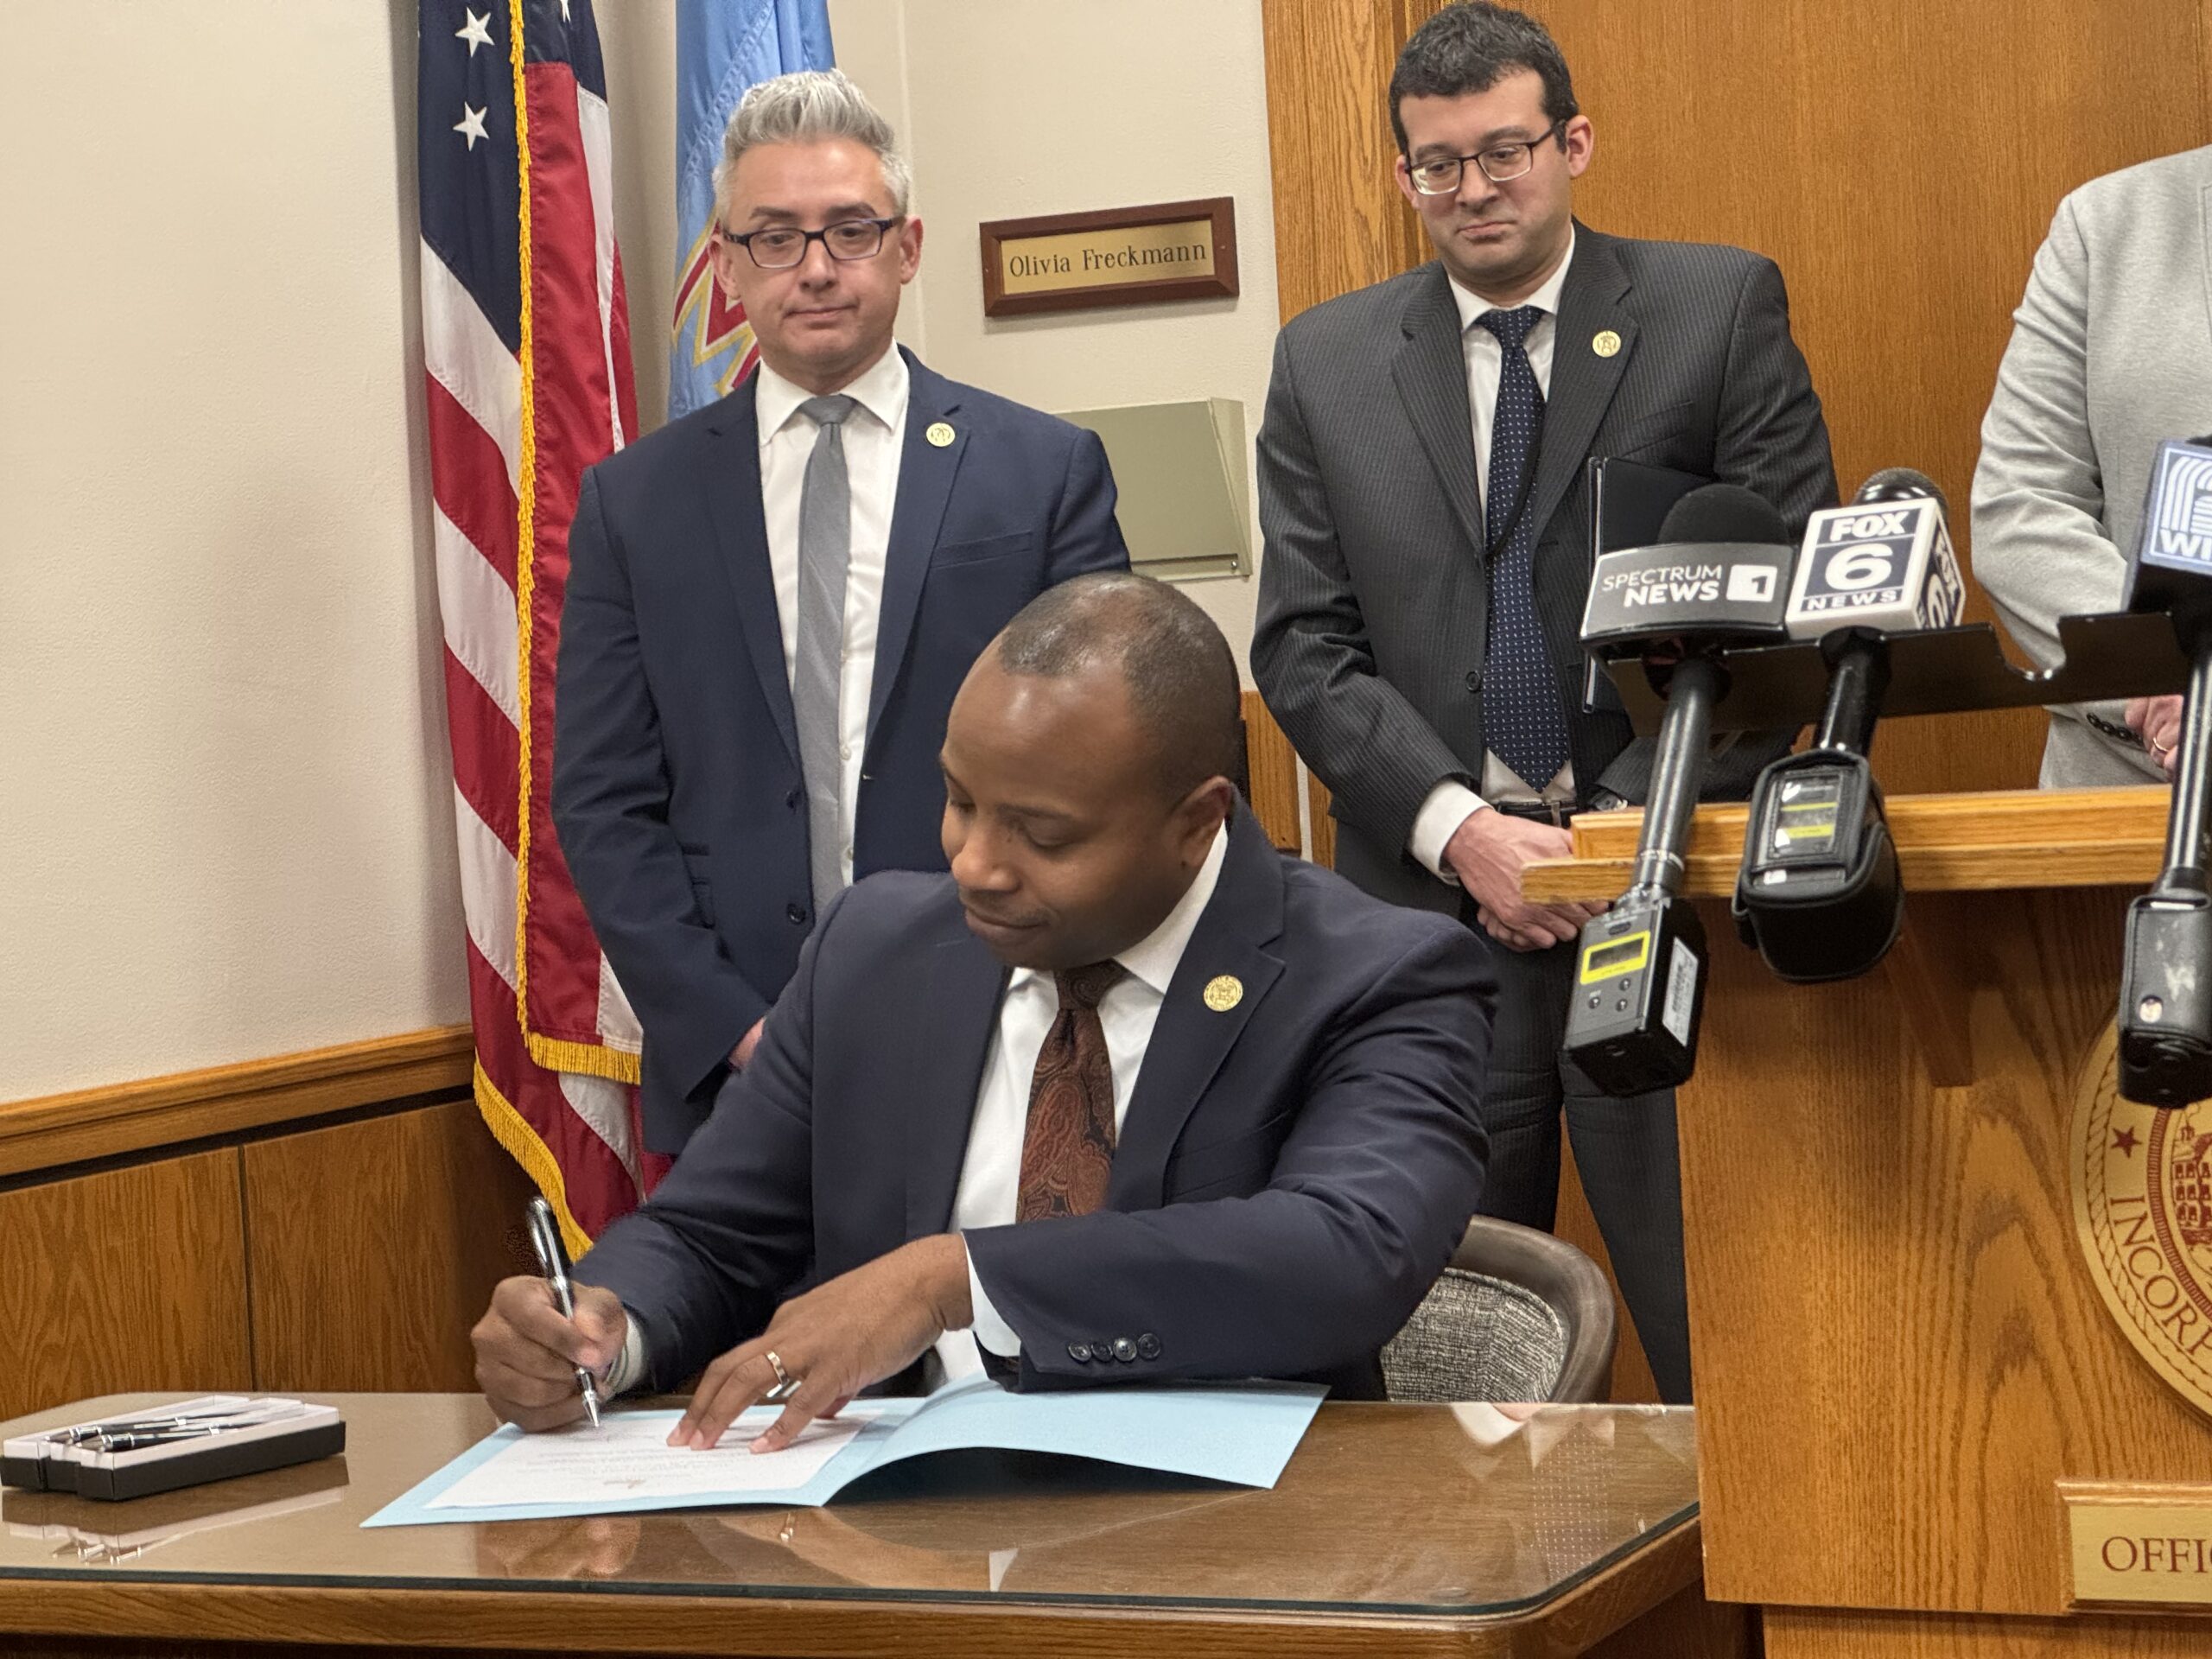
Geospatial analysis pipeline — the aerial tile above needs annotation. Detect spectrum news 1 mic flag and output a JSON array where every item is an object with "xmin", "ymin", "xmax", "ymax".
[
  {"xmin": 417, "ymin": 0, "xmax": 666, "ymax": 1253},
  {"xmin": 669, "ymin": 0, "xmax": 836, "ymax": 419}
]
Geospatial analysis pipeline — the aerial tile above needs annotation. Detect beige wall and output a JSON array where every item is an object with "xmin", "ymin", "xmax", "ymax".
[
  {"xmin": 834, "ymin": 0, "xmax": 1281, "ymax": 679},
  {"xmin": 1, "ymin": 3, "xmax": 472, "ymax": 1101},
  {"xmin": 1, "ymin": 0, "xmax": 1278, "ymax": 1102}
]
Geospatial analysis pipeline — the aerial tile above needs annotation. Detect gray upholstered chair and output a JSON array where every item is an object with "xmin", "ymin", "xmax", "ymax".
[{"xmin": 1381, "ymin": 1216, "xmax": 1619, "ymax": 1403}]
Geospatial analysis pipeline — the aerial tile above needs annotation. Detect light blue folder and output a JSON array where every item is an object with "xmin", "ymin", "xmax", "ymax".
[{"xmin": 362, "ymin": 1376, "xmax": 1325, "ymax": 1527}]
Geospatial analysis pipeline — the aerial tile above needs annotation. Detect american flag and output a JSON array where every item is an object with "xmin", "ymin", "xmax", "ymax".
[{"xmin": 417, "ymin": 0, "xmax": 662, "ymax": 1250}]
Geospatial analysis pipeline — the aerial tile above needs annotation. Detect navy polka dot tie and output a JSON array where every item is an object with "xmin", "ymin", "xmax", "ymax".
[{"xmin": 1478, "ymin": 305, "xmax": 1570, "ymax": 793}]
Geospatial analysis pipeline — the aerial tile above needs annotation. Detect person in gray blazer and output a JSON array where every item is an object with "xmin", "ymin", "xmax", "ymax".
[
  {"xmin": 1971, "ymin": 146, "xmax": 2212, "ymax": 788},
  {"xmin": 1251, "ymin": 1, "xmax": 1835, "ymax": 1404}
]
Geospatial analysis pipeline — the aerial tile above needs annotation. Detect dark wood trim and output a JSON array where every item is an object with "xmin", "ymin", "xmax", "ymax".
[
  {"xmin": 0, "ymin": 1027, "xmax": 475, "ymax": 1180},
  {"xmin": 980, "ymin": 196, "xmax": 1238, "ymax": 318},
  {"xmin": 0, "ymin": 1515, "xmax": 1705, "ymax": 1657}
]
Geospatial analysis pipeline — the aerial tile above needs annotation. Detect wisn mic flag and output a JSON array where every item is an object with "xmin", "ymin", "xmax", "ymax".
[
  {"xmin": 669, "ymin": 0, "xmax": 835, "ymax": 418},
  {"xmin": 416, "ymin": 0, "xmax": 663, "ymax": 1252}
]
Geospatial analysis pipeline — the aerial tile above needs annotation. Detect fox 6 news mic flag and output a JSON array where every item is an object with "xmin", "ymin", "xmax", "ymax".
[
  {"xmin": 1785, "ymin": 486, "xmax": 1964, "ymax": 641},
  {"xmin": 1734, "ymin": 470, "xmax": 1963, "ymax": 984},
  {"xmin": 417, "ymin": 0, "xmax": 664, "ymax": 1249}
]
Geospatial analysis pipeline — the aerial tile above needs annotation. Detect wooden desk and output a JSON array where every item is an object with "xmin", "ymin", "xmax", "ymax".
[{"xmin": 0, "ymin": 1393, "xmax": 1745, "ymax": 1658}]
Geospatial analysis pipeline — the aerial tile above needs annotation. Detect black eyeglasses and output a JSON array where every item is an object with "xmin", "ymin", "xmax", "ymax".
[
  {"xmin": 1407, "ymin": 121, "xmax": 1566, "ymax": 195},
  {"xmin": 720, "ymin": 216, "xmax": 902, "ymax": 270}
]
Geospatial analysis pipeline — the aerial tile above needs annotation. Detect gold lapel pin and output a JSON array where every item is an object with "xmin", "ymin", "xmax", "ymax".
[
  {"xmin": 1592, "ymin": 329, "xmax": 1623, "ymax": 359},
  {"xmin": 1202, "ymin": 975, "xmax": 1243, "ymax": 1012},
  {"xmin": 925, "ymin": 421, "xmax": 956, "ymax": 448}
]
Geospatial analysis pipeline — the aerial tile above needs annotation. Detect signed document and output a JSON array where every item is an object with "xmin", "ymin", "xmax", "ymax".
[
  {"xmin": 423, "ymin": 1409, "xmax": 878, "ymax": 1511},
  {"xmin": 364, "ymin": 1376, "xmax": 1325, "ymax": 1528}
]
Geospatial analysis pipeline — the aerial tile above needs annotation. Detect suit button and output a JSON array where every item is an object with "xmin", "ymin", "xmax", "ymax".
[
  {"xmin": 785, "ymin": 787, "xmax": 802, "ymax": 808},
  {"xmin": 1136, "ymin": 1332, "xmax": 1161, "ymax": 1360},
  {"xmin": 786, "ymin": 903, "xmax": 808, "ymax": 925},
  {"xmin": 1465, "ymin": 669, "xmax": 1484, "ymax": 693},
  {"xmin": 1090, "ymin": 1338, "xmax": 1114, "ymax": 1361},
  {"xmin": 1067, "ymin": 1342, "xmax": 1091, "ymax": 1363},
  {"xmin": 1112, "ymin": 1337, "xmax": 1137, "ymax": 1363}
]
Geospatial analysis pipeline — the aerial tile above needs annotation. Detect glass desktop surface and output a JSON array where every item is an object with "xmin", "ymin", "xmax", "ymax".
[{"xmin": 0, "ymin": 1394, "xmax": 1698, "ymax": 1619}]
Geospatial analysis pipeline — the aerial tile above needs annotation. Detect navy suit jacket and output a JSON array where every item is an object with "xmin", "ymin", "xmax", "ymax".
[
  {"xmin": 575, "ymin": 805, "xmax": 1496, "ymax": 1401},
  {"xmin": 553, "ymin": 350, "xmax": 1129, "ymax": 1152}
]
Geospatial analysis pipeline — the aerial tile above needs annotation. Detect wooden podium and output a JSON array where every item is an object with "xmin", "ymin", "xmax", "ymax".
[{"xmin": 1529, "ymin": 785, "xmax": 2212, "ymax": 1656}]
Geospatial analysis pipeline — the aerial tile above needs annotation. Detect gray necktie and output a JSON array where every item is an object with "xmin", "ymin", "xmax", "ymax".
[{"xmin": 793, "ymin": 393, "xmax": 857, "ymax": 917}]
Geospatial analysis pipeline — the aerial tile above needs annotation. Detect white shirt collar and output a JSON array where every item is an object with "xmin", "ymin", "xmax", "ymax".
[
  {"xmin": 1009, "ymin": 821, "xmax": 1232, "ymax": 1001},
  {"xmin": 754, "ymin": 341, "xmax": 910, "ymax": 446},
  {"xmin": 1449, "ymin": 226, "xmax": 1576, "ymax": 334}
]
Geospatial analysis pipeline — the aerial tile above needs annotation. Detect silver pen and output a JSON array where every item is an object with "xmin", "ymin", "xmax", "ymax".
[
  {"xmin": 81, "ymin": 1405, "xmax": 308, "ymax": 1452},
  {"xmin": 53, "ymin": 1405, "xmax": 269, "ymax": 1444},
  {"xmin": 525, "ymin": 1197, "xmax": 603, "ymax": 1427}
]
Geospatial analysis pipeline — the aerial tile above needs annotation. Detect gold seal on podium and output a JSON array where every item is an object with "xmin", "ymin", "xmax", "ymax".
[{"xmin": 2072, "ymin": 1024, "xmax": 2212, "ymax": 1419}]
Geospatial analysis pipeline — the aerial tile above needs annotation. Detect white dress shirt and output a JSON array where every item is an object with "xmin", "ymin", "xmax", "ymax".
[
  {"xmin": 1408, "ymin": 231, "xmax": 1580, "ymax": 884},
  {"xmin": 753, "ymin": 344, "xmax": 910, "ymax": 887},
  {"xmin": 931, "ymin": 823, "xmax": 1231, "ymax": 1382}
]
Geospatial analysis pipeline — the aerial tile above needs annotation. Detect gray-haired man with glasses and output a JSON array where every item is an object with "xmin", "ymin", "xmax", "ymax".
[
  {"xmin": 554, "ymin": 69, "xmax": 1128, "ymax": 1154},
  {"xmin": 1252, "ymin": 2, "xmax": 1834, "ymax": 1402}
]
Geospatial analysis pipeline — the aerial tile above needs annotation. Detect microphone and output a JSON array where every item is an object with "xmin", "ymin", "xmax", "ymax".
[
  {"xmin": 1732, "ymin": 469, "xmax": 1966, "ymax": 982},
  {"xmin": 1564, "ymin": 484, "xmax": 1795, "ymax": 1096},
  {"xmin": 2117, "ymin": 438, "xmax": 2212, "ymax": 1107}
]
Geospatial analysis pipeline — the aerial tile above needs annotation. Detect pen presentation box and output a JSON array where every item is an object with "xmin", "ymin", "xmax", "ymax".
[{"xmin": 3, "ymin": 1397, "xmax": 345, "ymax": 1502}]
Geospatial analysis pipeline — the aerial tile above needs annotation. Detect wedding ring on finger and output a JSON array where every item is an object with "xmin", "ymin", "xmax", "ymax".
[{"xmin": 762, "ymin": 1349, "xmax": 804, "ymax": 1405}]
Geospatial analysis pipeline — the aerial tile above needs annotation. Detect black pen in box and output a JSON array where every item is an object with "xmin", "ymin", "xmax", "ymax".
[{"xmin": 2, "ymin": 1398, "xmax": 345, "ymax": 1501}]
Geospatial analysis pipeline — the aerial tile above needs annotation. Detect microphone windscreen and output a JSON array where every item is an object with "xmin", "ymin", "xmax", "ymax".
[
  {"xmin": 1656, "ymin": 482, "xmax": 1788, "ymax": 548},
  {"xmin": 1855, "ymin": 467, "xmax": 1948, "ymax": 517}
]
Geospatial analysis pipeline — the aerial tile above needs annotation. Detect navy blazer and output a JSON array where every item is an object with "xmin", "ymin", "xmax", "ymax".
[
  {"xmin": 553, "ymin": 351, "xmax": 1129, "ymax": 1151},
  {"xmin": 575, "ymin": 805, "xmax": 1496, "ymax": 1402}
]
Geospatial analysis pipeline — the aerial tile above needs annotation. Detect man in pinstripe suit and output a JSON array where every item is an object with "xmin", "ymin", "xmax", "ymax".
[{"xmin": 1251, "ymin": 2, "xmax": 1834, "ymax": 1402}]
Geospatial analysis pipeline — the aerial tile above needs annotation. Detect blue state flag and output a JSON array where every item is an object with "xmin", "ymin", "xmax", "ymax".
[{"xmin": 669, "ymin": 0, "xmax": 835, "ymax": 418}]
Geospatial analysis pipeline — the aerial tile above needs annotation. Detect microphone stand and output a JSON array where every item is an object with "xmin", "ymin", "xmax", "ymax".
[
  {"xmin": 1732, "ymin": 628, "xmax": 1904, "ymax": 982},
  {"xmin": 2119, "ymin": 639, "xmax": 2212, "ymax": 1107},
  {"xmin": 1563, "ymin": 655, "xmax": 1721, "ymax": 1097}
]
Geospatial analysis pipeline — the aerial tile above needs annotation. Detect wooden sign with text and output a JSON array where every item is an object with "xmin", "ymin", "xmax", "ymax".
[
  {"xmin": 980, "ymin": 198, "xmax": 1237, "ymax": 318},
  {"xmin": 2062, "ymin": 1483, "xmax": 2212, "ymax": 1608}
]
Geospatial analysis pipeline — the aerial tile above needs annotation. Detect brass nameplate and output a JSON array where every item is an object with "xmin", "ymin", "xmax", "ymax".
[
  {"xmin": 2063, "ymin": 1483, "xmax": 2212, "ymax": 1607},
  {"xmin": 999, "ymin": 219, "xmax": 1215, "ymax": 296},
  {"xmin": 980, "ymin": 198, "xmax": 1237, "ymax": 318}
]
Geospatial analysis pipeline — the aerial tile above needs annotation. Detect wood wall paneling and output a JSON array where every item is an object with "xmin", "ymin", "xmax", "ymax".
[
  {"xmin": 1241, "ymin": 690, "xmax": 1305, "ymax": 850},
  {"xmin": 0, "ymin": 1027, "xmax": 474, "ymax": 1179},
  {"xmin": 241, "ymin": 1100, "xmax": 539, "ymax": 1393},
  {"xmin": 0, "ymin": 1151, "xmax": 251, "ymax": 1421},
  {"xmin": 1518, "ymin": 0, "xmax": 2211, "ymax": 797},
  {"xmin": 1260, "ymin": 0, "xmax": 1427, "ymax": 326}
]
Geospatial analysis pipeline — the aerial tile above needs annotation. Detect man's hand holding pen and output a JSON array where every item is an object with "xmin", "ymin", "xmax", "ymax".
[
  {"xmin": 472, "ymin": 1279, "xmax": 628, "ymax": 1433},
  {"xmin": 472, "ymin": 1234, "xmax": 977, "ymax": 1452}
]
